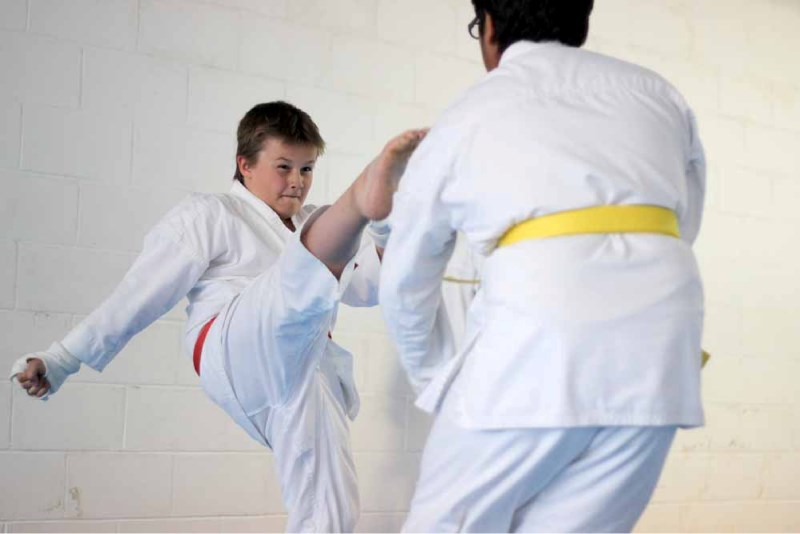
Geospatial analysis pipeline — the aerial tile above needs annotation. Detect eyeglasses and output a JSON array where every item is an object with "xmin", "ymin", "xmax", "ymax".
[{"xmin": 468, "ymin": 15, "xmax": 481, "ymax": 39}]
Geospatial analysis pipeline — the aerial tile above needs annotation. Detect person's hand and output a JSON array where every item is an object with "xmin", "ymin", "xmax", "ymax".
[
  {"xmin": 15, "ymin": 358, "xmax": 51, "ymax": 398},
  {"xmin": 9, "ymin": 342, "xmax": 80, "ymax": 400}
]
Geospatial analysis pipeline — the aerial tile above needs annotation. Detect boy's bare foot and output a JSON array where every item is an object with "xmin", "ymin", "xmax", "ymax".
[{"xmin": 353, "ymin": 128, "xmax": 428, "ymax": 220}]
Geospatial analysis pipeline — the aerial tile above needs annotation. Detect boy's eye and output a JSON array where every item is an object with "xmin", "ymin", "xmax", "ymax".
[
  {"xmin": 301, "ymin": 167, "xmax": 313, "ymax": 174},
  {"xmin": 277, "ymin": 164, "xmax": 291, "ymax": 171}
]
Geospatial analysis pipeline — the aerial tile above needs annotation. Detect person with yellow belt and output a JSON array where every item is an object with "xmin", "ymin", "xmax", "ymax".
[{"xmin": 379, "ymin": 0, "xmax": 706, "ymax": 531}]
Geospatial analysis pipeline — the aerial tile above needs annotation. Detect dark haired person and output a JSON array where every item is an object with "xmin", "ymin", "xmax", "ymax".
[
  {"xmin": 381, "ymin": 1, "xmax": 705, "ymax": 531},
  {"xmin": 10, "ymin": 101, "xmax": 426, "ymax": 532}
]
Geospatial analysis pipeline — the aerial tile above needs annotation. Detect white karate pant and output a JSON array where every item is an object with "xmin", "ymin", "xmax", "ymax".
[
  {"xmin": 404, "ymin": 412, "xmax": 676, "ymax": 533},
  {"xmin": 199, "ymin": 243, "xmax": 359, "ymax": 533}
]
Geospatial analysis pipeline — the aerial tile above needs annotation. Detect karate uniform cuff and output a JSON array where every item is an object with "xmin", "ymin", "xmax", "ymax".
[
  {"xmin": 366, "ymin": 218, "xmax": 391, "ymax": 249},
  {"xmin": 8, "ymin": 342, "xmax": 81, "ymax": 400}
]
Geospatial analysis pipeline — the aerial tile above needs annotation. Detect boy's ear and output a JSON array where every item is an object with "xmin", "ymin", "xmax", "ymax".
[{"xmin": 236, "ymin": 155, "xmax": 250, "ymax": 178}]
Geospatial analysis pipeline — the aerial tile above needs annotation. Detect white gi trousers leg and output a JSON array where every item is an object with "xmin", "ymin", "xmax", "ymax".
[
  {"xmin": 404, "ymin": 411, "xmax": 676, "ymax": 533},
  {"xmin": 199, "ymin": 247, "xmax": 359, "ymax": 533}
]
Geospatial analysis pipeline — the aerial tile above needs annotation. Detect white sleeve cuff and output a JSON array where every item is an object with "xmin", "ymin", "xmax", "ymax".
[
  {"xmin": 8, "ymin": 342, "xmax": 81, "ymax": 399},
  {"xmin": 366, "ymin": 217, "xmax": 391, "ymax": 249}
]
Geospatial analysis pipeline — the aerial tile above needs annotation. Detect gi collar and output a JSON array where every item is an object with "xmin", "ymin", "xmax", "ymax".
[
  {"xmin": 229, "ymin": 180, "xmax": 305, "ymax": 231},
  {"xmin": 499, "ymin": 40, "xmax": 563, "ymax": 67}
]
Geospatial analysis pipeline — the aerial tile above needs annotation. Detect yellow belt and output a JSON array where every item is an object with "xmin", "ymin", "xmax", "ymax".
[
  {"xmin": 493, "ymin": 205, "xmax": 709, "ymax": 368},
  {"xmin": 499, "ymin": 205, "xmax": 680, "ymax": 247}
]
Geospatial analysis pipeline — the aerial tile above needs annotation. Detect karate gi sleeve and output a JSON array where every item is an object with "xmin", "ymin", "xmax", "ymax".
[
  {"xmin": 679, "ymin": 108, "xmax": 706, "ymax": 245},
  {"xmin": 60, "ymin": 224, "xmax": 209, "ymax": 372},
  {"xmin": 379, "ymin": 128, "xmax": 459, "ymax": 395},
  {"xmin": 340, "ymin": 236, "xmax": 382, "ymax": 307}
]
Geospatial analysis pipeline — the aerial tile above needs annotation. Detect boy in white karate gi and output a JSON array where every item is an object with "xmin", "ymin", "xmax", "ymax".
[
  {"xmin": 10, "ymin": 101, "xmax": 426, "ymax": 533},
  {"xmin": 380, "ymin": 1, "xmax": 706, "ymax": 532}
]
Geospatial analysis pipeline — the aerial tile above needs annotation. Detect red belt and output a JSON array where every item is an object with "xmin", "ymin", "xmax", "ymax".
[
  {"xmin": 193, "ymin": 316, "xmax": 332, "ymax": 376},
  {"xmin": 193, "ymin": 316, "xmax": 217, "ymax": 376}
]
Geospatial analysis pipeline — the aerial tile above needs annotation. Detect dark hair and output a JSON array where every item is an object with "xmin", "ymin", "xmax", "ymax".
[
  {"xmin": 471, "ymin": 0, "xmax": 594, "ymax": 52},
  {"xmin": 234, "ymin": 101, "xmax": 325, "ymax": 183}
]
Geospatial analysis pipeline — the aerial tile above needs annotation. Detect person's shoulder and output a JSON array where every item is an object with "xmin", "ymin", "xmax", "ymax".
[
  {"xmin": 156, "ymin": 190, "xmax": 232, "ymax": 236},
  {"xmin": 440, "ymin": 69, "xmax": 503, "ymax": 121},
  {"xmin": 575, "ymin": 48, "xmax": 689, "ymax": 106},
  {"xmin": 421, "ymin": 71, "xmax": 501, "ymax": 148},
  {"xmin": 182, "ymin": 190, "xmax": 228, "ymax": 216}
]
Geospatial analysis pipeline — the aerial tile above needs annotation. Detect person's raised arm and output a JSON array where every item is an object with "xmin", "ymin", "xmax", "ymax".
[
  {"xmin": 379, "ymin": 127, "xmax": 459, "ymax": 394},
  {"xmin": 10, "ymin": 209, "xmax": 210, "ymax": 399}
]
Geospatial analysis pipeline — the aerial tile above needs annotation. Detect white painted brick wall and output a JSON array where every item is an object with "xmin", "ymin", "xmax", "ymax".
[
  {"xmin": 414, "ymin": 53, "xmax": 484, "ymax": 110},
  {"xmin": 21, "ymin": 105, "xmax": 132, "ymax": 182},
  {"xmin": 376, "ymin": 0, "xmax": 457, "ymax": 55},
  {"xmin": 0, "ymin": 311, "xmax": 75, "ymax": 373},
  {"xmin": 2, "ymin": 0, "xmax": 799, "ymax": 531},
  {"xmin": 0, "ymin": 171, "xmax": 78, "ymax": 246},
  {"xmin": 11, "ymin": 385, "xmax": 125, "ymax": 450},
  {"xmin": 203, "ymin": 0, "xmax": 286, "ymax": 19},
  {"xmin": 171, "ymin": 453, "xmax": 284, "ymax": 516},
  {"xmin": 285, "ymin": 0, "xmax": 376, "ymax": 35},
  {"xmin": 0, "ymin": 103, "xmax": 21, "ymax": 169},
  {"xmin": 0, "ymin": 383, "xmax": 10, "ymax": 449},
  {"xmin": 355, "ymin": 513, "xmax": 405, "ymax": 534},
  {"xmin": 28, "ymin": 0, "xmax": 138, "ymax": 51},
  {"xmin": 354, "ymin": 453, "xmax": 420, "ymax": 513},
  {"xmin": 0, "ymin": 240, "xmax": 17, "ymax": 309},
  {"xmin": 0, "ymin": 453, "xmax": 66, "ymax": 520},
  {"xmin": 326, "ymin": 36, "xmax": 416, "ymax": 104},
  {"xmin": 66, "ymin": 453, "xmax": 173, "ymax": 519},
  {"xmin": 349, "ymin": 394, "xmax": 406, "ymax": 453},
  {"xmin": 187, "ymin": 67, "xmax": 285, "ymax": 134},
  {"xmin": 77, "ymin": 184, "xmax": 185, "ymax": 252},
  {"xmin": 218, "ymin": 514, "xmax": 287, "ymax": 533},
  {"xmin": 82, "ymin": 47, "xmax": 188, "ymax": 124},
  {"xmin": 239, "ymin": 16, "xmax": 332, "ymax": 86},
  {"xmin": 16, "ymin": 243, "xmax": 135, "ymax": 314},
  {"xmin": 132, "ymin": 117, "xmax": 234, "ymax": 193},
  {"xmin": 701, "ymin": 453, "xmax": 764, "ymax": 501},
  {"xmin": 123, "ymin": 387, "xmax": 261, "ymax": 452},
  {"xmin": 138, "ymin": 0, "xmax": 241, "ymax": 70},
  {"xmin": 0, "ymin": 0, "xmax": 27, "ymax": 31},
  {"xmin": 0, "ymin": 33, "xmax": 81, "ymax": 108},
  {"xmin": 285, "ymin": 84, "xmax": 376, "ymax": 154},
  {"xmin": 762, "ymin": 453, "xmax": 800, "ymax": 500},
  {"xmin": 117, "ymin": 517, "xmax": 222, "ymax": 533},
  {"xmin": 6, "ymin": 520, "xmax": 118, "ymax": 533}
]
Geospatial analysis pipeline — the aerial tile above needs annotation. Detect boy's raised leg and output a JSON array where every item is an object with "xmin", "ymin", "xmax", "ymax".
[{"xmin": 301, "ymin": 129, "xmax": 427, "ymax": 278}]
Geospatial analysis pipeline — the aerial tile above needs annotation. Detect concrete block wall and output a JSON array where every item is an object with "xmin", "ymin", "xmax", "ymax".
[
  {"xmin": 586, "ymin": 1, "xmax": 800, "ymax": 532},
  {"xmin": 0, "ymin": 0, "xmax": 797, "ymax": 532}
]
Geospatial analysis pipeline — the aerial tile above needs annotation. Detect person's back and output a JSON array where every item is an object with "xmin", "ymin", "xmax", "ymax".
[
  {"xmin": 380, "ymin": 0, "xmax": 705, "ymax": 531},
  {"xmin": 427, "ymin": 41, "xmax": 704, "ymax": 428}
]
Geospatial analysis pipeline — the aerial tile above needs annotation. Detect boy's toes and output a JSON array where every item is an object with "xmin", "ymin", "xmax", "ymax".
[{"xmin": 389, "ymin": 129, "xmax": 427, "ymax": 155}]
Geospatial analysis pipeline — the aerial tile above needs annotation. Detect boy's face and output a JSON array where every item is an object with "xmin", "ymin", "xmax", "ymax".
[{"xmin": 238, "ymin": 137, "xmax": 317, "ymax": 220}]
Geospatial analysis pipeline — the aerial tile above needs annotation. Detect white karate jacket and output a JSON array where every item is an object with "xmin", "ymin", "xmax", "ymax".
[
  {"xmin": 61, "ymin": 180, "xmax": 380, "ymax": 398},
  {"xmin": 381, "ymin": 41, "xmax": 706, "ymax": 429}
]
